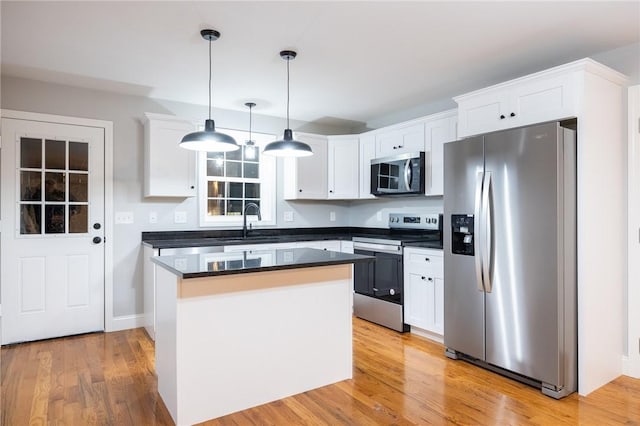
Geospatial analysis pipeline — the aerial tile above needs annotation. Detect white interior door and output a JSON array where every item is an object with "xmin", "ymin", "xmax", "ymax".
[{"xmin": 1, "ymin": 118, "xmax": 105, "ymax": 344}]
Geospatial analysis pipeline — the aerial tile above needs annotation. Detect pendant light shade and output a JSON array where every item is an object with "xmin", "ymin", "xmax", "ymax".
[
  {"xmin": 180, "ymin": 29, "xmax": 239, "ymax": 152},
  {"xmin": 263, "ymin": 50, "xmax": 313, "ymax": 157}
]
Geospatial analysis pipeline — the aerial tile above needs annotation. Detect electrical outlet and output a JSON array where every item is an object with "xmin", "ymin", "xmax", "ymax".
[
  {"xmin": 376, "ymin": 211, "xmax": 383, "ymax": 221},
  {"xmin": 115, "ymin": 211, "xmax": 134, "ymax": 224},
  {"xmin": 330, "ymin": 211, "xmax": 336, "ymax": 222},
  {"xmin": 284, "ymin": 211, "xmax": 294, "ymax": 222},
  {"xmin": 174, "ymin": 211, "xmax": 187, "ymax": 224},
  {"xmin": 149, "ymin": 211, "xmax": 158, "ymax": 224}
]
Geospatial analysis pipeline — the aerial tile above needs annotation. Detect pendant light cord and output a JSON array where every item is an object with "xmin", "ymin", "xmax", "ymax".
[
  {"xmin": 208, "ymin": 37, "xmax": 212, "ymax": 121},
  {"xmin": 249, "ymin": 104, "xmax": 253, "ymax": 142},
  {"xmin": 286, "ymin": 57, "xmax": 290, "ymax": 129}
]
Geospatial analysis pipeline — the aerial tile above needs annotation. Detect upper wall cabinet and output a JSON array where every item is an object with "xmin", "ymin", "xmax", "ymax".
[
  {"xmin": 283, "ymin": 133, "xmax": 328, "ymax": 200},
  {"xmin": 375, "ymin": 122, "xmax": 425, "ymax": 157},
  {"xmin": 144, "ymin": 113, "xmax": 197, "ymax": 198},
  {"xmin": 358, "ymin": 132, "xmax": 377, "ymax": 199},
  {"xmin": 454, "ymin": 69, "xmax": 578, "ymax": 138},
  {"xmin": 327, "ymin": 135, "xmax": 359, "ymax": 199},
  {"xmin": 424, "ymin": 111, "xmax": 457, "ymax": 196}
]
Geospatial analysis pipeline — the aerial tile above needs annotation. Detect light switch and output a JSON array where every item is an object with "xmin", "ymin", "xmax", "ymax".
[
  {"xmin": 149, "ymin": 212, "xmax": 158, "ymax": 224},
  {"xmin": 174, "ymin": 211, "xmax": 187, "ymax": 223},
  {"xmin": 115, "ymin": 211, "xmax": 134, "ymax": 224},
  {"xmin": 376, "ymin": 211, "xmax": 383, "ymax": 221},
  {"xmin": 284, "ymin": 211, "xmax": 294, "ymax": 222},
  {"xmin": 330, "ymin": 211, "xmax": 336, "ymax": 222}
]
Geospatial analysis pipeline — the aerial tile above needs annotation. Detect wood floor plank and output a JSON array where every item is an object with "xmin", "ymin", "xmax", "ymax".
[{"xmin": 2, "ymin": 317, "xmax": 639, "ymax": 425}]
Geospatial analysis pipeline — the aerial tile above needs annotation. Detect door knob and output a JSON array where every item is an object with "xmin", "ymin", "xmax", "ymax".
[
  {"xmin": 93, "ymin": 236, "xmax": 102, "ymax": 244},
  {"xmin": 93, "ymin": 223, "xmax": 101, "ymax": 230}
]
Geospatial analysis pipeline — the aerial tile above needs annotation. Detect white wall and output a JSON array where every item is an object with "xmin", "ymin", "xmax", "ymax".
[{"xmin": 0, "ymin": 76, "xmax": 354, "ymax": 317}]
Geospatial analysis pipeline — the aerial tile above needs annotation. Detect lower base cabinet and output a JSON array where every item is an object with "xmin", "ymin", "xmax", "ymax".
[{"xmin": 403, "ymin": 247, "xmax": 444, "ymax": 339}]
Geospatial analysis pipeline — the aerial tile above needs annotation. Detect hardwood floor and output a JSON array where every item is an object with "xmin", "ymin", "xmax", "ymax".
[{"xmin": 2, "ymin": 318, "xmax": 639, "ymax": 425}]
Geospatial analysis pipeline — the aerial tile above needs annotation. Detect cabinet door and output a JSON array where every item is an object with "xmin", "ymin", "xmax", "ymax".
[
  {"xmin": 434, "ymin": 277, "xmax": 444, "ymax": 335},
  {"xmin": 297, "ymin": 240, "xmax": 341, "ymax": 251},
  {"xmin": 424, "ymin": 115, "xmax": 457, "ymax": 196},
  {"xmin": 456, "ymin": 89, "xmax": 510, "ymax": 138},
  {"xmin": 375, "ymin": 123, "xmax": 425, "ymax": 157},
  {"xmin": 510, "ymin": 73, "xmax": 577, "ymax": 127},
  {"xmin": 328, "ymin": 136, "xmax": 359, "ymax": 199},
  {"xmin": 144, "ymin": 114, "xmax": 197, "ymax": 197},
  {"xmin": 405, "ymin": 271, "xmax": 431, "ymax": 329},
  {"xmin": 283, "ymin": 133, "xmax": 328, "ymax": 199},
  {"xmin": 359, "ymin": 133, "xmax": 377, "ymax": 199}
]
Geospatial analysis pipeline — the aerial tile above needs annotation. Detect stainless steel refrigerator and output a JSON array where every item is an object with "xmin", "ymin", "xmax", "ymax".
[{"xmin": 443, "ymin": 120, "xmax": 577, "ymax": 399}]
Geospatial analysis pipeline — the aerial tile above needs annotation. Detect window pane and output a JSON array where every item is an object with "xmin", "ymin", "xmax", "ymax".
[
  {"xmin": 226, "ymin": 148, "xmax": 242, "ymax": 161},
  {"xmin": 226, "ymin": 161, "xmax": 241, "ymax": 178},
  {"xmin": 243, "ymin": 145, "xmax": 259, "ymax": 162},
  {"xmin": 207, "ymin": 160, "xmax": 224, "ymax": 177},
  {"xmin": 207, "ymin": 181, "xmax": 225, "ymax": 198},
  {"xmin": 245, "ymin": 183, "xmax": 260, "ymax": 199},
  {"xmin": 20, "ymin": 137, "xmax": 42, "ymax": 169},
  {"xmin": 45, "ymin": 139, "xmax": 66, "ymax": 170},
  {"xmin": 21, "ymin": 171, "xmax": 42, "ymax": 201},
  {"xmin": 20, "ymin": 204, "xmax": 41, "ymax": 234},
  {"xmin": 244, "ymin": 163, "xmax": 259, "ymax": 179},
  {"xmin": 244, "ymin": 200, "xmax": 260, "ymax": 213},
  {"xmin": 229, "ymin": 182, "xmax": 243, "ymax": 199},
  {"xmin": 69, "ymin": 173, "xmax": 88, "ymax": 202},
  {"xmin": 69, "ymin": 142, "xmax": 88, "ymax": 171},
  {"xmin": 207, "ymin": 199, "xmax": 224, "ymax": 216},
  {"xmin": 45, "ymin": 205, "xmax": 65, "ymax": 234},
  {"xmin": 207, "ymin": 151, "xmax": 224, "ymax": 160},
  {"xmin": 69, "ymin": 205, "xmax": 88, "ymax": 233},
  {"xmin": 45, "ymin": 172, "xmax": 66, "ymax": 201},
  {"xmin": 226, "ymin": 200, "xmax": 242, "ymax": 215}
]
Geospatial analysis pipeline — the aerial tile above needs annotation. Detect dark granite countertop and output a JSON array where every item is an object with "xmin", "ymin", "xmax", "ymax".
[
  {"xmin": 151, "ymin": 247, "xmax": 375, "ymax": 279},
  {"xmin": 142, "ymin": 227, "xmax": 443, "ymax": 250}
]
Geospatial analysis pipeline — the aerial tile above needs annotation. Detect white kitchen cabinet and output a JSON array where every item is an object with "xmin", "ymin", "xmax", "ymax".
[
  {"xmin": 455, "ymin": 69, "xmax": 577, "ymax": 138},
  {"xmin": 144, "ymin": 113, "xmax": 197, "ymax": 197},
  {"xmin": 340, "ymin": 240, "xmax": 354, "ymax": 254},
  {"xmin": 375, "ymin": 121, "xmax": 425, "ymax": 157},
  {"xmin": 358, "ymin": 132, "xmax": 377, "ymax": 199},
  {"xmin": 404, "ymin": 247, "xmax": 444, "ymax": 340},
  {"xmin": 223, "ymin": 241, "xmax": 298, "ymax": 253},
  {"xmin": 283, "ymin": 133, "xmax": 328, "ymax": 200},
  {"xmin": 327, "ymin": 135, "xmax": 359, "ymax": 199},
  {"xmin": 424, "ymin": 111, "xmax": 457, "ymax": 196},
  {"xmin": 143, "ymin": 245, "xmax": 159, "ymax": 340},
  {"xmin": 297, "ymin": 240, "xmax": 341, "ymax": 252}
]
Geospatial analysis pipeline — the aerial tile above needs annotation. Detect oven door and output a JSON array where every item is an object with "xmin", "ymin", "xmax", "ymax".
[{"xmin": 354, "ymin": 245, "xmax": 403, "ymax": 304}]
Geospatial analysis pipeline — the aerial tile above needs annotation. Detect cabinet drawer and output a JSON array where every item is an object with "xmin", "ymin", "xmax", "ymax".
[{"xmin": 405, "ymin": 248, "xmax": 443, "ymax": 279}]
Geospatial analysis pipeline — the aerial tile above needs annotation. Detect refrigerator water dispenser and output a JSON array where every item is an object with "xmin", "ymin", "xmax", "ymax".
[{"xmin": 451, "ymin": 214, "xmax": 474, "ymax": 256}]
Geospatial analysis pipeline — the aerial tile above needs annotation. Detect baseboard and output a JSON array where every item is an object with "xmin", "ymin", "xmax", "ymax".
[
  {"xmin": 622, "ymin": 355, "xmax": 640, "ymax": 379},
  {"xmin": 108, "ymin": 314, "xmax": 144, "ymax": 332},
  {"xmin": 409, "ymin": 326, "xmax": 444, "ymax": 344}
]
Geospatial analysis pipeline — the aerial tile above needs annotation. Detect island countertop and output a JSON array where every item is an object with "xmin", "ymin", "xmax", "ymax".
[{"xmin": 151, "ymin": 247, "xmax": 374, "ymax": 279}]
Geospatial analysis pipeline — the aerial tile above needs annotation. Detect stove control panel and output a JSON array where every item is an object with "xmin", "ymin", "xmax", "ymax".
[{"xmin": 388, "ymin": 213, "xmax": 441, "ymax": 230}]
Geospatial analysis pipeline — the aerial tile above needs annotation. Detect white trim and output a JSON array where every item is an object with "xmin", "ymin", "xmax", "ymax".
[
  {"xmin": 1, "ymin": 109, "xmax": 116, "ymax": 332},
  {"xmin": 409, "ymin": 326, "xmax": 444, "ymax": 344},
  {"xmin": 625, "ymin": 85, "xmax": 640, "ymax": 378},
  {"xmin": 110, "ymin": 314, "xmax": 145, "ymax": 332}
]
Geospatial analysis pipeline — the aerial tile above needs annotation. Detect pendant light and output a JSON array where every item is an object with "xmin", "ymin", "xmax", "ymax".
[
  {"xmin": 244, "ymin": 102, "xmax": 257, "ymax": 160},
  {"xmin": 180, "ymin": 29, "xmax": 239, "ymax": 152},
  {"xmin": 263, "ymin": 50, "xmax": 313, "ymax": 157}
]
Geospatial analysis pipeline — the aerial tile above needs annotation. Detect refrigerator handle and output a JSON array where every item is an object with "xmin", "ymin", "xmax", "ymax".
[
  {"xmin": 474, "ymin": 171, "xmax": 485, "ymax": 292},
  {"xmin": 482, "ymin": 172, "xmax": 493, "ymax": 292}
]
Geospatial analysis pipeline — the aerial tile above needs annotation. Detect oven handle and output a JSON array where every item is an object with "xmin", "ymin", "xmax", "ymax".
[{"xmin": 353, "ymin": 241, "xmax": 403, "ymax": 255}]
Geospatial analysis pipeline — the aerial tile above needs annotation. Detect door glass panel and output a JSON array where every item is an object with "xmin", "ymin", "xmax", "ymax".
[
  {"xmin": 207, "ymin": 160, "xmax": 224, "ymax": 177},
  {"xmin": 20, "ymin": 171, "xmax": 42, "ymax": 201},
  {"xmin": 207, "ymin": 199, "xmax": 224, "ymax": 216},
  {"xmin": 45, "ymin": 172, "xmax": 66, "ymax": 201},
  {"xmin": 69, "ymin": 205, "xmax": 88, "ymax": 233},
  {"xmin": 245, "ymin": 183, "xmax": 260, "ymax": 198},
  {"xmin": 68, "ymin": 142, "xmax": 88, "ymax": 171},
  {"xmin": 226, "ymin": 161, "xmax": 241, "ymax": 178},
  {"xmin": 20, "ymin": 138, "xmax": 42, "ymax": 168},
  {"xmin": 20, "ymin": 204, "xmax": 41, "ymax": 234},
  {"xmin": 45, "ymin": 139, "xmax": 66, "ymax": 170},
  {"xmin": 68, "ymin": 173, "xmax": 88, "ymax": 202},
  {"xmin": 243, "ymin": 163, "xmax": 259, "ymax": 179},
  {"xmin": 229, "ymin": 182, "xmax": 243, "ymax": 198},
  {"xmin": 45, "ymin": 205, "xmax": 65, "ymax": 234},
  {"xmin": 226, "ymin": 149, "xmax": 242, "ymax": 161},
  {"xmin": 243, "ymin": 200, "xmax": 260, "ymax": 212},
  {"xmin": 226, "ymin": 200, "xmax": 242, "ymax": 215}
]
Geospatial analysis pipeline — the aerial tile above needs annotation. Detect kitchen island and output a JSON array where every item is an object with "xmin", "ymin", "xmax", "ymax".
[{"xmin": 151, "ymin": 248, "xmax": 373, "ymax": 425}]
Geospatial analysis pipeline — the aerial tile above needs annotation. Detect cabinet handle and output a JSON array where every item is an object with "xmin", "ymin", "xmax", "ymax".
[
  {"xmin": 329, "ymin": 190, "xmax": 333, "ymax": 193},
  {"xmin": 399, "ymin": 145, "xmax": 404, "ymax": 148},
  {"xmin": 428, "ymin": 277, "xmax": 433, "ymax": 282},
  {"xmin": 421, "ymin": 276, "xmax": 426, "ymax": 280},
  {"xmin": 510, "ymin": 112, "xmax": 516, "ymax": 117},
  {"xmin": 299, "ymin": 189, "xmax": 302, "ymax": 192},
  {"xmin": 393, "ymin": 146, "xmax": 397, "ymax": 149},
  {"xmin": 425, "ymin": 257, "xmax": 430, "ymax": 262},
  {"xmin": 190, "ymin": 185, "xmax": 194, "ymax": 189},
  {"xmin": 499, "ymin": 115, "xmax": 506, "ymax": 119}
]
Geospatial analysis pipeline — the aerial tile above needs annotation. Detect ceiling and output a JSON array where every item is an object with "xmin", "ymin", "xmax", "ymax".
[{"xmin": 2, "ymin": 1, "xmax": 639, "ymax": 127}]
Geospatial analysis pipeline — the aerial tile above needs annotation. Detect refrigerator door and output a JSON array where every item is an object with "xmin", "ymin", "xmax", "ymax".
[
  {"xmin": 443, "ymin": 136, "xmax": 485, "ymax": 360},
  {"xmin": 482, "ymin": 122, "xmax": 563, "ymax": 385}
]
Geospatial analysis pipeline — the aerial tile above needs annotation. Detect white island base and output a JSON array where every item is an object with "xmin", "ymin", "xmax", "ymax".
[{"xmin": 155, "ymin": 264, "xmax": 353, "ymax": 425}]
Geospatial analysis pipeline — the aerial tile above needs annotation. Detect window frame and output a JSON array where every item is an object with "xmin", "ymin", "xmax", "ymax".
[{"xmin": 198, "ymin": 128, "xmax": 277, "ymax": 228}]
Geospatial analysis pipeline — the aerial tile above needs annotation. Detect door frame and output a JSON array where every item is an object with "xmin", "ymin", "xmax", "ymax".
[
  {"xmin": 626, "ymin": 86, "xmax": 640, "ymax": 378},
  {"xmin": 1, "ymin": 109, "xmax": 116, "ymax": 332}
]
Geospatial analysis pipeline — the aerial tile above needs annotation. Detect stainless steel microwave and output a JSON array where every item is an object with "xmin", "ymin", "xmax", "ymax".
[{"xmin": 370, "ymin": 152, "xmax": 426, "ymax": 196}]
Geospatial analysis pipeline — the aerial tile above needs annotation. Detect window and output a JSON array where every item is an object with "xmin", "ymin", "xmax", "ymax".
[{"xmin": 199, "ymin": 128, "xmax": 276, "ymax": 227}]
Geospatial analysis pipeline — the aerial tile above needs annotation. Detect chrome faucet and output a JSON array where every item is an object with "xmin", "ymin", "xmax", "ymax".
[{"xmin": 242, "ymin": 202, "xmax": 262, "ymax": 239}]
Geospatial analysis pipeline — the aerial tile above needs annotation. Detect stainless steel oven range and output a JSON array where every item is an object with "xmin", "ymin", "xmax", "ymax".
[{"xmin": 352, "ymin": 212, "xmax": 442, "ymax": 332}]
